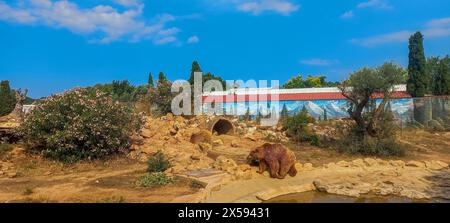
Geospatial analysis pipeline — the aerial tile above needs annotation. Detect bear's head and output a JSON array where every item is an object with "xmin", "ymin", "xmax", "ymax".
[{"xmin": 247, "ymin": 145, "xmax": 267, "ymax": 165}]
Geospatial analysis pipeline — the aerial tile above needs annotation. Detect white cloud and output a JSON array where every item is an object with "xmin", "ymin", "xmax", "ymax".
[
  {"xmin": 350, "ymin": 31, "xmax": 412, "ymax": 47},
  {"xmin": 187, "ymin": 35, "xmax": 199, "ymax": 44},
  {"xmin": 341, "ymin": 0, "xmax": 392, "ymax": 19},
  {"xmin": 357, "ymin": 0, "xmax": 393, "ymax": 10},
  {"xmin": 0, "ymin": 1, "xmax": 36, "ymax": 23},
  {"xmin": 113, "ymin": 0, "xmax": 141, "ymax": 7},
  {"xmin": 217, "ymin": 0, "xmax": 299, "ymax": 15},
  {"xmin": 237, "ymin": 0, "xmax": 299, "ymax": 15},
  {"xmin": 427, "ymin": 17, "xmax": 450, "ymax": 28},
  {"xmin": 0, "ymin": 0, "xmax": 180, "ymax": 44},
  {"xmin": 300, "ymin": 59, "xmax": 339, "ymax": 66},
  {"xmin": 351, "ymin": 17, "xmax": 450, "ymax": 47},
  {"xmin": 340, "ymin": 11, "xmax": 354, "ymax": 19}
]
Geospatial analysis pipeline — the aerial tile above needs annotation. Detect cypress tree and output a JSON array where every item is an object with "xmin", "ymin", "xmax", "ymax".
[
  {"xmin": 148, "ymin": 72, "xmax": 154, "ymax": 88},
  {"xmin": 0, "ymin": 80, "xmax": 16, "ymax": 116},
  {"xmin": 188, "ymin": 61, "xmax": 202, "ymax": 85},
  {"xmin": 407, "ymin": 32, "xmax": 429, "ymax": 97},
  {"xmin": 323, "ymin": 107, "xmax": 328, "ymax": 121}
]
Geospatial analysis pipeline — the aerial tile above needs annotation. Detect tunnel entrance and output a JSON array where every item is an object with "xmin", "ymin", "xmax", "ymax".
[{"xmin": 211, "ymin": 119, "xmax": 234, "ymax": 135}]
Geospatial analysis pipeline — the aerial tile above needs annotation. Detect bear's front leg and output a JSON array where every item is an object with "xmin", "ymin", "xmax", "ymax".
[{"xmin": 258, "ymin": 160, "xmax": 267, "ymax": 174}]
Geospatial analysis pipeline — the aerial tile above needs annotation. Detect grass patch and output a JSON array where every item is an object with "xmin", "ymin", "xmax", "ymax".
[
  {"xmin": 22, "ymin": 187, "xmax": 34, "ymax": 196},
  {"xmin": 147, "ymin": 151, "xmax": 171, "ymax": 173},
  {"xmin": 0, "ymin": 143, "xmax": 13, "ymax": 158},
  {"xmin": 189, "ymin": 180, "xmax": 205, "ymax": 189},
  {"xmin": 135, "ymin": 172, "xmax": 174, "ymax": 188},
  {"xmin": 100, "ymin": 196, "xmax": 126, "ymax": 203}
]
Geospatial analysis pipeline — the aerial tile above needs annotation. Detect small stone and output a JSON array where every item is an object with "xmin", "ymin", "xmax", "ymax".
[
  {"xmin": 303, "ymin": 163, "xmax": 314, "ymax": 171},
  {"xmin": 213, "ymin": 139, "xmax": 224, "ymax": 146},
  {"xmin": 230, "ymin": 141, "xmax": 240, "ymax": 148},
  {"xmin": 405, "ymin": 161, "xmax": 425, "ymax": 168},
  {"xmin": 190, "ymin": 154, "xmax": 201, "ymax": 160},
  {"xmin": 295, "ymin": 163, "xmax": 303, "ymax": 170},
  {"xmin": 244, "ymin": 135, "xmax": 257, "ymax": 141},
  {"xmin": 352, "ymin": 159, "xmax": 365, "ymax": 167},
  {"xmin": 364, "ymin": 158, "xmax": 378, "ymax": 166},
  {"xmin": 389, "ymin": 160, "xmax": 405, "ymax": 168},
  {"xmin": 336, "ymin": 160, "xmax": 350, "ymax": 167},
  {"xmin": 7, "ymin": 172, "xmax": 17, "ymax": 178}
]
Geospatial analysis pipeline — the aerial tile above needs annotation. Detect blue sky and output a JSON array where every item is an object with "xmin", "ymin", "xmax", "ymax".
[{"xmin": 1, "ymin": 0, "xmax": 450, "ymax": 98}]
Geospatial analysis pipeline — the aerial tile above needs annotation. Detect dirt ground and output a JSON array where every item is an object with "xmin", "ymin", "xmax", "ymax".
[
  {"xmin": 0, "ymin": 128, "xmax": 449, "ymax": 203},
  {"xmin": 0, "ymin": 149, "xmax": 200, "ymax": 203}
]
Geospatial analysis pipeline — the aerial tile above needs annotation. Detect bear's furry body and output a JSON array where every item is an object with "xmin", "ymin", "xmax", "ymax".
[{"xmin": 248, "ymin": 143, "xmax": 297, "ymax": 179}]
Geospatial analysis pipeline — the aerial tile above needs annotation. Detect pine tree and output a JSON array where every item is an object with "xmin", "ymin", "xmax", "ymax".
[
  {"xmin": 323, "ymin": 107, "xmax": 328, "ymax": 121},
  {"xmin": 281, "ymin": 104, "xmax": 289, "ymax": 120},
  {"xmin": 0, "ymin": 80, "xmax": 16, "ymax": 116},
  {"xmin": 188, "ymin": 61, "xmax": 202, "ymax": 85},
  {"xmin": 407, "ymin": 32, "xmax": 429, "ymax": 97},
  {"xmin": 148, "ymin": 72, "xmax": 154, "ymax": 88},
  {"xmin": 154, "ymin": 72, "xmax": 173, "ymax": 115}
]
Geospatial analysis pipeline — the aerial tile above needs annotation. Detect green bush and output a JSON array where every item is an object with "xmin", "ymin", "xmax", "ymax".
[
  {"xmin": 19, "ymin": 88, "xmax": 142, "ymax": 162},
  {"xmin": 426, "ymin": 119, "xmax": 446, "ymax": 131},
  {"xmin": 337, "ymin": 126, "xmax": 405, "ymax": 156},
  {"xmin": 147, "ymin": 150, "xmax": 171, "ymax": 173},
  {"xmin": 135, "ymin": 172, "xmax": 174, "ymax": 187},
  {"xmin": 282, "ymin": 108, "xmax": 318, "ymax": 145}
]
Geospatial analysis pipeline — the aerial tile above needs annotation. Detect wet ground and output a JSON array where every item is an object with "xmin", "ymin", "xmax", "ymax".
[{"xmin": 265, "ymin": 191, "xmax": 449, "ymax": 203}]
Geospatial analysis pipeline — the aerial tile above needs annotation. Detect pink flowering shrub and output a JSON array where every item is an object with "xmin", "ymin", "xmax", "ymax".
[{"xmin": 19, "ymin": 88, "xmax": 142, "ymax": 162}]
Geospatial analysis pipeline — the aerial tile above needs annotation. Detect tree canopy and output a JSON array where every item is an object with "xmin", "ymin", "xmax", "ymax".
[
  {"xmin": 407, "ymin": 32, "xmax": 429, "ymax": 97},
  {"xmin": 283, "ymin": 75, "xmax": 339, "ymax": 89}
]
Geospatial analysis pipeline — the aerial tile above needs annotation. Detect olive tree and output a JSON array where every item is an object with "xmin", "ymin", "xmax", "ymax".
[{"xmin": 338, "ymin": 62, "xmax": 406, "ymax": 138}]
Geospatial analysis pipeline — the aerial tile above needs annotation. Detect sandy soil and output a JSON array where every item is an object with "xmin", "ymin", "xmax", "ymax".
[{"xmin": 0, "ymin": 149, "xmax": 200, "ymax": 203}]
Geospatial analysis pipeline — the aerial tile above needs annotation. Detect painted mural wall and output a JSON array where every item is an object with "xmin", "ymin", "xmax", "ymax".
[{"xmin": 210, "ymin": 98, "xmax": 414, "ymax": 121}]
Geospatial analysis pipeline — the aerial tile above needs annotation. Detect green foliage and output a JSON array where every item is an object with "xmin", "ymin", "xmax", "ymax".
[
  {"xmin": 189, "ymin": 180, "xmax": 205, "ymax": 189},
  {"xmin": 283, "ymin": 75, "xmax": 339, "ymax": 89},
  {"xmin": 433, "ymin": 56, "xmax": 450, "ymax": 95},
  {"xmin": 22, "ymin": 188, "xmax": 34, "ymax": 196},
  {"xmin": 407, "ymin": 32, "xmax": 429, "ymax": 97},
  {"xmin": 188, "ymin": 61, "xmax": 227, "ymax": 89},
  {"xmin": 135, "ymin": 172, "xmax": 174, "ymax": 187},
  {"xmin": 0, "ymin": 80, "xmax": 16, "ymax": 116},
  {"xmin": 19, "ymin": 88, "xmax": 142, "ymax": 162},
  {"xmin": 148, "ymin": 72, "xmax": 154, "ymax": 89},
  {"xmin": 151, "ymin": 72, "xmax": 174, "ymax": 115},
  {"xmin": 0, "ymin": 143, "xmax": 13, "ymax": 158},
  {"xmin": 340, "ymin": 62, "xmax": 405, "ymax": 137},
  {"xmin": 337, "ymin": 129, "xmax": 405, "ymax": 156},
  {"xmin": 147, "ymin": 150, "xmax": 171, "ymax": 173},
  {"xmin": 282, "ymin": 108, "xmax": 318, "ymax": 145},
  {"xmin": 426, "ymin": 119, "xmax": 446, "ymax": 131},
  {"xmin": 90, "ymin": 80, "xmax": 147, "ymax": 103}
]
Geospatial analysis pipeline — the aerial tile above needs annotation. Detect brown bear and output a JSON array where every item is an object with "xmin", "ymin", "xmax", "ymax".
[
  {"xmin": 247, "ymin": 143, "xmax": 297, "ymax": 179},
  {"xmin": 190, "ymin": 130, "xmax": 212, "ymax": 144}
]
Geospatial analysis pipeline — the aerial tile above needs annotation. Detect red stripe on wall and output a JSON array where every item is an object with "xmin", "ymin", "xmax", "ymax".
[{"xmin": 201, "ymin": 91, "xmax": 412, "ymax": 103}]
